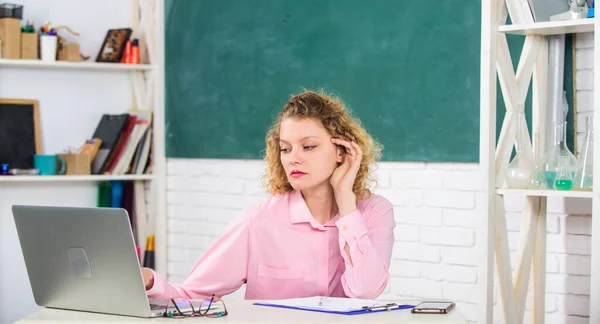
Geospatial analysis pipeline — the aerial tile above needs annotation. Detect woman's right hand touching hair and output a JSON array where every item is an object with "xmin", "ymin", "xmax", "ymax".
[{"xmin": 142, "ymin": 267, "xmax": 154, "ymax": 290}]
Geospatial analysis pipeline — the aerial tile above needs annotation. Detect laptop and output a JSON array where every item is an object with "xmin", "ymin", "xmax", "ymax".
[{"xmin": 12, "ymin": 205, "xmax": 207, "ymax": 318}]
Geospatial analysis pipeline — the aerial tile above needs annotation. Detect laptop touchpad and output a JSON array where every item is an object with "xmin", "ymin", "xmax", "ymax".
[{"xmin": 68, "ymin": 247, "xmax": 92, "ymax": 278}]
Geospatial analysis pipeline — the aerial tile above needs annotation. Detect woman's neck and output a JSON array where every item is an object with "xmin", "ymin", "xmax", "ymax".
[{"xmin": 301, "ymin": 185, "xmax": 338, "ymax": 225}]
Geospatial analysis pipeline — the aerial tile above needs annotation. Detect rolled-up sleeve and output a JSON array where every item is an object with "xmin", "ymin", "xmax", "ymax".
[{"xmin": 335, "ymin": 200, "xmax": 395, "ymax": 299}]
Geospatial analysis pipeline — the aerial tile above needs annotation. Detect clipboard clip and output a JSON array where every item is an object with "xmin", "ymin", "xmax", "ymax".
[{"xmin": 362, "ymin": 303, "xmax": 398, "ymax": 311}]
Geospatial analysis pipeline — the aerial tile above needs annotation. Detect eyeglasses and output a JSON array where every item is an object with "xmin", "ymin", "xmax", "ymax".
[{"xmin": 163, "ymin": 294, "xmax": 228, "ymax": 319}]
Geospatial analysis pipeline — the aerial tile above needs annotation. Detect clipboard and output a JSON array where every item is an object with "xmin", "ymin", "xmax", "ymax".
[{"xmin": 253, "ymin": 296, "xmax": 414, "ymax": 316}]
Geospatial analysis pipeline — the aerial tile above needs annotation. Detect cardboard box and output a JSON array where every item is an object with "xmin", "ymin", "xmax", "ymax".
[
  {"xmin": 21, "ymin": 32, "xmax": 38, "ymax": 59},
  {"xmin": 0, "ymin": 18, "xmax": 20, "ymax": 58},
  {"xmin": 58, "ymin": 153, "xmax": 91, "ymax": 175},
  {"xmin": 58, "ymin": 43, "xmax": 80, "ymax": 61}
]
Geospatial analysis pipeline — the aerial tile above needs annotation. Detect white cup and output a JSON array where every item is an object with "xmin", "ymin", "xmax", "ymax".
[{"xmin": 40, "ymin": 35, "xmax": 57, "ymax": 62}]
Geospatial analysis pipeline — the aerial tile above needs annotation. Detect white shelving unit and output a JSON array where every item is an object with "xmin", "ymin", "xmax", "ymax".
[
  {"xmin": 0, "ymin": 0, "xmax": 166, "ymax": 275},
  {"xmin": 498, "ymin": 17, "xmax": 594, "ymax": 35},
  {"xmin": 479, "ymin": 2, "xmax": 598, "ymax": 324},
  {"xmin": 0, "ymin": 58, "xmax": 154, "ymax": 71},
  {"xmin": 495, "ymin": 188, "xmax": 594, "ymax": 198},
  {"xmin": 0, "ymin": 2, "xmax": 167, "ymax": 322},
  {"xmin": 0, "ymin": 174, "xmax": 155, "ymax": 182}
]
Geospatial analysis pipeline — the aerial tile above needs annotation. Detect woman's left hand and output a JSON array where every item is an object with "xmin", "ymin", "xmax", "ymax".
[{"xmin": 330, "ymin": 138, "xmax": 362, "ymax": 216}]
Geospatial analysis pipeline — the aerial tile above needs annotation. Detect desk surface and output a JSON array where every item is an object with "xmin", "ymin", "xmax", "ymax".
[{"xmin": 16, "ymin": 300, "xmax": 467, "ymax": 324}]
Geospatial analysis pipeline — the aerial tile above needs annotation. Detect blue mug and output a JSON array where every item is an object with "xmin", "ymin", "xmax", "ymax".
[{"xmin": 34, "ymin": 154, "xmax": 66, "ymax": 175}]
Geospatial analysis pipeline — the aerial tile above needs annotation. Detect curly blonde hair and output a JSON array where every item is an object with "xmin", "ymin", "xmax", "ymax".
[{"xmin": 263, "ymin": 90, "xmax": 383, "ymax": 199}]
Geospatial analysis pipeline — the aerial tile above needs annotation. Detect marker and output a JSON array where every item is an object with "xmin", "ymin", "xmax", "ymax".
[{"xmin": 131, "ymin": 39, "xmax": 140, "ymax": 64}]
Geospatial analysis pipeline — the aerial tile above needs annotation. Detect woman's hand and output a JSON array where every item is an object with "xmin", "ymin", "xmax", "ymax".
[
  {"xmin": 330, "ymin": 138, "xmax": 363, "ymax": 216},
  {"xmin": 142, "ymin": 267, "xmax": 155, "ymax": 290}
]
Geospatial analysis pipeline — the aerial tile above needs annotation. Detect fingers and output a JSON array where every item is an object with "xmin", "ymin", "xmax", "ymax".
[
  {"xmin": 331, "ymin": 138, "xmax": 356, "ymax": 157},
  {"xmin": 331, "ymin": 138, "xmax": 361, "ymax": 166},
  {"xmin": 351, "ymin": 141, "xmax": 363, "ymax": 157},
  {"xmin": 330, "ymin": 139, "xmax": 362, "ymax": 191},
  {"xmin": 339, "ymin": 156, "xmax": 351, "ymax": 174},
  {"xmin": 350, "ymin": 142, "xmax": 363, "ymax": 171}
]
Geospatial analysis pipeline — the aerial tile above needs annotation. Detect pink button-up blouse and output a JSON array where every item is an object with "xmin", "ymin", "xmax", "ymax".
[{"xmin": 147, "ymin": 189, "xmax": 395, "ymax": 300}]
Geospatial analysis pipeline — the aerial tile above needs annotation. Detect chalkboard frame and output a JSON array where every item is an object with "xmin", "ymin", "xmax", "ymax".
[{"xmin": 0, "ymin": 98, "xmax": 41, "ymax": 168}]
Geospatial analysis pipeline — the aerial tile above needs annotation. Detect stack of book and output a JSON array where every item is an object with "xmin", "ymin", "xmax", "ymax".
[{"xmin": 90, "ymin": 110, "xmax": 153, "ymax": 175}]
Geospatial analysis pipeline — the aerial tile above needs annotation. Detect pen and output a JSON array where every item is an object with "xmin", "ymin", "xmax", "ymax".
[{"xmin": 362, "ymin": 303, "xmax": 398, "ymax": 311}]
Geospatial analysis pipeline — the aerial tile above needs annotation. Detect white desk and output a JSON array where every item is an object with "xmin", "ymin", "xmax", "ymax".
[{"xmin": 16, "ymin": 300, "xmax": 467, "ymax": 324}]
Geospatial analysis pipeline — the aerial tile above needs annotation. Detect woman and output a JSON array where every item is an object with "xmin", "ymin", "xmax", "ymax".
[{"xmin": 143, "ymin": 90, "xmax": 396, "ymax": 300}]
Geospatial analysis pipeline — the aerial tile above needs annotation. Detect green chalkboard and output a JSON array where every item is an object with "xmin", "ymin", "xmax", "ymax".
[{"xmin": 165, "ymin": 0, "xmax": 575, "ymax": 162}]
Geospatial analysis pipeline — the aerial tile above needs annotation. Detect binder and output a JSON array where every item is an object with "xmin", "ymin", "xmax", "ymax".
[
  {"xmin": 102, "ymin": 115, "xmax": 137, "ymax": 174},
  {"xmin": 253, "ymin": 296, "xmax": 414, "ymax": 315},
  {"xmin": 90, "ymin": 114, "xmax": 129, "ymax": 174}
]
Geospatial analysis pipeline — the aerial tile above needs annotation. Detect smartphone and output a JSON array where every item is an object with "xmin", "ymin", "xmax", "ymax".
[{"xmin": 411, "ymin": 301, "xmax": 455, "ymax": 314}]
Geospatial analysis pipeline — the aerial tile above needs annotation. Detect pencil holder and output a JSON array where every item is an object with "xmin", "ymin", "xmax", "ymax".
[
  {"xmin": 40, "ymin": 35, "xmax": 57, "ymax": 62},
  {"xmin": 21, "ymin": 32, "xmax": 37, "ymax": 59},
  {"xmin": 58, "ymin": 153, "xmax": 91, "ymax": 175}
]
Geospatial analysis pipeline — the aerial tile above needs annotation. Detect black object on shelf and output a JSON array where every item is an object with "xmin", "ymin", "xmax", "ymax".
[{"xmin": 0, "ymin": 3, "xmax": 23, "ymax": 19}]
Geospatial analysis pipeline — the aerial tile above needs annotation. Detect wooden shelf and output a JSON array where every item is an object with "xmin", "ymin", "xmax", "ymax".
[
  {"xmin": 0, "ymin": 59, "xmax": 154, "ymax": 71},
  {"xmin": 496, "ymin": 188, "xmax": 593, "ymax": 198},
  {"xmin": 498, "ymin": 18, "xmax": 594, "ymax": 35},
  {"xmin": 0, "ymin": 174, "xmax": 155, "ymax": 183}
]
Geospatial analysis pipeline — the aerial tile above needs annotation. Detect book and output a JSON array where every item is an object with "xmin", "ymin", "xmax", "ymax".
[{"xmin": 91, "ymin": 114, "xmax": 129, "ymax": 174}]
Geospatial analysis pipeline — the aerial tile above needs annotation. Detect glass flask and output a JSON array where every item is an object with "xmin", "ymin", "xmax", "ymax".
[
  {"xmin": 573, "ymin": 117, "xmax": 594, "ymax": 191},
  {"xmin": 527, "ymin": 132, "xmax": 549, "ymax": 190},
  {"xmin": 536, "ymin": 121, "xmax": 578, "ymax": 189},
  {"xmin": 506, "ymin": 113, "xmax": 535, "ymax": 189},
  {"xmin": 530, "ymin": 165, "xmax": 549, "ymax": 189},
  {"xmin": 554, "ymin": 155, "xmax": 573, "ymax": 190}
]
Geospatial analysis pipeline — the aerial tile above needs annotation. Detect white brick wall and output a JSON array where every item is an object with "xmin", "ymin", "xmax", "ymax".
[{"xmin": 163, "ymin": 33, "xmax": 594, "ymax": 324}]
